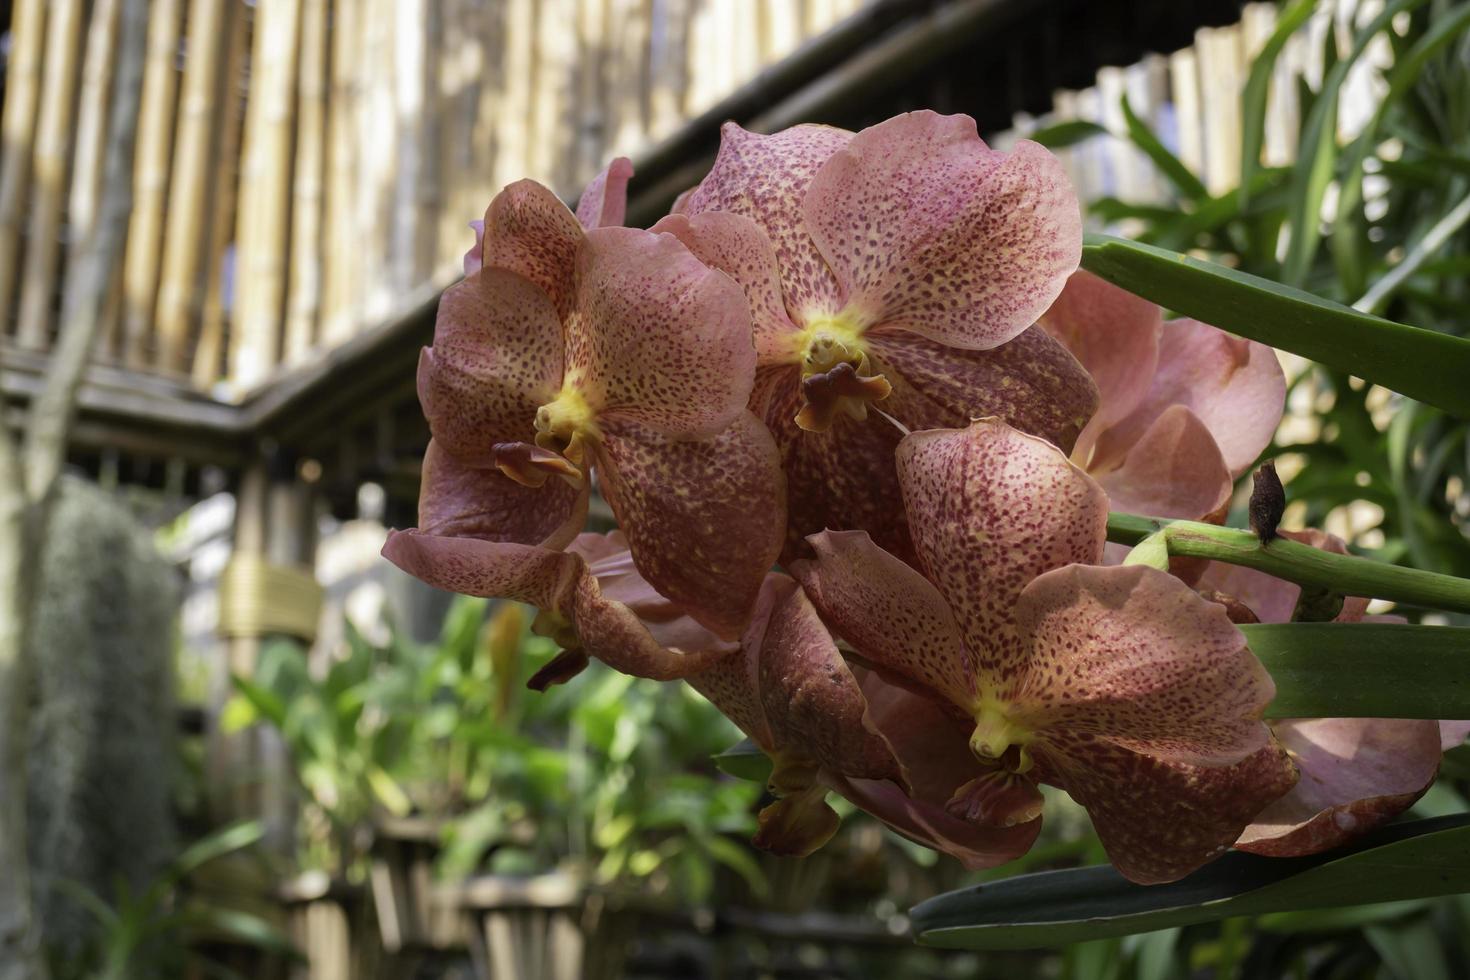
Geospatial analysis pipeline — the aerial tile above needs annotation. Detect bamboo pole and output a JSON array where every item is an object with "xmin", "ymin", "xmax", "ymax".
[
  {"xmin": 192, "ymin": 2, "xmax": 247, "ymax": 390},
  {"xmin": 154, "ymin": 0, "xmax": 229, "ymax": 374},
  {"xmin": 66, "ymin": 0, "xmax": 121, "ymax": 295},
  {"xmin": 284, "ymin": 0, "xmax": 328, "ymax": 365},
  {"xmin": 493, "ymin": 0, "xmax": 536, "ymax": 193},
  {"xmin": 320, "ymin": 0, "xmax": 362, "ymax": 346},
  {"xmin": 14, "ymin": 0, "xmax": 84, "ymax": 351},
  {"xmin": 356, "ymin": 0, "xmax": 396, "ymax": 324},
  {"xmin": 0, "ymin": 0, "xmax": 47, "ymax": 340},
  {"xmin": 391, "ymin": 0, "xmax": 439, "ymax": 290},
  {"xmin": 574, "ymin": 0, "xmax": 608, "ymax": 186},
  {"xmin": 607, "ymin": 0, "xmax": 651, "ymax": 155},
  {"xmin": 469, "ymin": 0, "xmax": 505, "ymax": 215},
  {"xmin": 231, "ymin": 0, "xmax": 302, "ymax": 390},
  {"xmin": 117, "ymin": 0, "xmax": 183, "ymax": 367},
  {"xmin": 439, "ymin": 0, "xmax": 480, "ymax": 273}
]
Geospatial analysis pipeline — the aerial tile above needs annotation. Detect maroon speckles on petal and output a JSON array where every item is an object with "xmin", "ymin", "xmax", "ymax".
[{"xmin": 478, "ymin": 178, "xmax": 586, "ymax": 318}]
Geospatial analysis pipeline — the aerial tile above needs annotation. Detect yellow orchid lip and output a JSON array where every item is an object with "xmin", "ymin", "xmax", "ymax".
[
  {"xmin": 532, "ymin": 383, "xmax": 599, "ymax": 464},
  {"xmin": 792, "ymin": 312, "xmax": 892, "ymax": 431},
  {"xmin": 969, "ymin": 699, "xmax": 1035, "ymax": 774},
  {"xmin": 795, "ymin": 312, "xmax": 870, "ymax": 373}
]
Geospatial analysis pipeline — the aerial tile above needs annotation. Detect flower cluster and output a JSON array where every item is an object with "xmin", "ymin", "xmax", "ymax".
[{"xmin": 383, "ymin": 111, "xmax": 1459, "ymax": 885}]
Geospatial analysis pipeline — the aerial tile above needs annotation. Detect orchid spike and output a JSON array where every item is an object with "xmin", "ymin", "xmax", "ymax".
[
  {"xmin": 654, "ymin": 112, "xmax": 1096, "ymax": 563},
  {"xmin": 794, "ymin": 420, "xmax": 1297, "ymax": 884},
  {"xmin": 414, "ymin": 160, "xmax": 785, "ymax": 639}
]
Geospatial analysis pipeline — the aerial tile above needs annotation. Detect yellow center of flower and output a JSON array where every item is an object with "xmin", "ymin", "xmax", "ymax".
[
  {"xmin": 969, "ymin": 698, "xmax": 1035, "ymax": 774},
  {"xmin": 533, "ymin": 383, "xmax": 599, "ymax": 464},
  {"xmin": 791, "ymin": 313, "xmax": 892, "ymax": 431},
  {"xmin": 795, "ymin": 313, "xmax": 870, "ymax": 372}
]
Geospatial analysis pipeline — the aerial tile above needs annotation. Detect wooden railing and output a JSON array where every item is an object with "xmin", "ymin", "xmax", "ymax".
[{"xmin": 0, "ymin": 0, "xmax": 874, "ymax": 394}]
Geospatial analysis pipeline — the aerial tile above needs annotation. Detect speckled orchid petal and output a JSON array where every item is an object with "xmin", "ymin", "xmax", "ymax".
[
  {"xmin": 683, "ymin": 121, "xmax": 853, "ymax": 320},
  {"xmin": 477, "ymin": 179, "xmax": 585, "ymax": 317},
  {"xmin": 1037, "ymin": 270, "xmax": 1161, "ymax": 463},
  {"xmin": 651, "ymin": 210, "xmax": 800, "ymax": 364},
  {"xmin": 569, "ymin": 568, "xmax": 735, "ymax": 680},
  {"xmin": 567, "ymin": 226, "xmax": 756, "ymax": 438},
  {"xmin": 805, "ymin": 111, "xmax": 1081, "ymax": 349},
  {"xmin": 1094, "ymin": 405, "xmax": 1233, "ymax": 522},
  {"xmin": 1098, "ymin": 318, "xmax": 1286, "ymax": 478},
  {"xmin": 418, "ymin": 440, "xmax": 587, "ymax": 550},
  {"xmin": 1039, "ymin": 738, "xmax": 1297, "ymax": 884},
  {"xmin": 896, "ymin": 421, "xmax": 1109, "ymax": 663},
  {"xmin": 418, "ymin": 270, "xmax": 564, "ymax": 463},
  {"xmin": 574, "ymin": 157, "xmax": 634, "ymax": 230},
  {"xmin": 593, "ymin": 412, "xmax": 785, "ymax": 640},
  {"xmin": 1014, "ymin": 564, "xmax": 1279, "ymax": 764},
  {"xmin": 795, "ymin": 529, "xmax": 974, "ymax": 707},
  {"xmin": 381, "ymin": 531, "xmax": 580, "ymax": 614},
  {"xmin": 685, "ymin": 576, "xmax": 787, "ymax": 750},
  {"xmin": 463, "ymin": 219, "xmax": 485, "ymax": 275},
  {"xmin": 1237, "ymin": 717, "xmax": 1442, "ymax": 857}
]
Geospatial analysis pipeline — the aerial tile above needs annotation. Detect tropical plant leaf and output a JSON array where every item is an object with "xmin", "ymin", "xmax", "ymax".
[
  {"xmin": 1120, "ymin": 95, "xmax": 1207, "ymax": 202},
  {"xmin": 712, "ymin": 738, "xmax": 772, "ymax": 784},
  {"xmin": 1239, "ymin": 0, "xmax": 1316, "ymax": 210},
  {"xmin": 1028, "ymin": 119, "xmax": 1110, "ymax": 149},
  {"xmin": 1081, "ymin": 234, "xmax": 1470, "ymax": 417},
  {"xmin": 911, "ymin": 815, "xmax": 1470, "ymax": 950}
]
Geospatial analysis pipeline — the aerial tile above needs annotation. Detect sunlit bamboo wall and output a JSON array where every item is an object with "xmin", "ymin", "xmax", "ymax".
[{"xmin": 0, "ymin": 0, "xmax": 873, "ymax": 394}]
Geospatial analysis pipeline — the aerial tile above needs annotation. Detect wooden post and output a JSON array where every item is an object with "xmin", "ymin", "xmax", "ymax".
[
  {"xmin": 155, "ymin": 0, "xmax": 230, "ymax": 375},
  {"xmin": 118, "ymin": 0, "xmax": 184, "ymax": 367},
  {"xmin": 356, "ymin": 0, "xmax": 396, "ymax": 324},
  {"xmin": 284, "ymin": 0, "xmax": 329, "ymax": 365},
  {"xmin": 14, "ymin": 0, "xmax": 84, "ymax": 351},
  {"xmin": 391, "ymin": 0, "xmax": 440, "ymax": 292},
  {"xmin": 320, "ymin": 0, "xmax": 363, "ymax": 347},
  {"xmin": 231, "ymin": 0, "xmax": 302, "ymax": 390},
  {"xmin": 0, "ymin": 0, "xmax": 47, "ymax": 339}
]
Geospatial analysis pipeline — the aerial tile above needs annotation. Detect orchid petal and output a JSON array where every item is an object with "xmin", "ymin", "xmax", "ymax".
[
  {"xmin": 754, "ymin": 791, "xmax": 841, "ymax": 857},
  {"xmin": 1237, "ymin": 717, "xmax": 1442, "ymax": 857},
  {"xmin": 463, "ymin": 219, "xmax": 485, "ymax": 275},
  {"xmin": 381, "ymin": 530, "xmax": 579, "ymax": 613},
  {"xmin": 569, "ymin": 568, "xmax": 733, "ymax": 680},
  {"xmin": 574, "ymin": 157, "xmax": 634, "ymax": 230},
  {"xmin": 417, "ymin": 270, "xmax": 564, "ymax": 462},
  {"xmin": 1442, "ymin": 721, "xmax": 1470, "ymax": 751},
  {"xmin": 685, "ymin": 576, "xmax": 787, "ymax": 751},
  {"xmin": 683, "ymin": 121, "xmax": 852, "ymax": 320},
  {"xmin": 1040, "ymin": 738, "xmax": 1297, "ymax": 884},
  {"xmin": 1093, "ymin": 405, "xmax": 1233, "ymax": 522},
  {"xmin": 652, "ymin": 210, "xmax": 801, "ymax": 365},
  {"xmin": 896, "ymin": 421, "xmax": 1108, "ymax": 660},
  {"xmin": 1098, "ymin": 318, "xmax": 1286, "ymax": 477},
  {"xmin": 795, "ymin": 529, "xmax": 974, "ymax": 707},
  {"xmin": 568, "ymin": 226, "xmax": 756, "ymax": 438},
  {"xmin": 1015, "ymin": 564, "xmax": 1278, "ymax": 765},
  {"xmin": 594, "ymin": 412, "xmax": 785, "ymax": 640},
  {"xmin": 805, "ymin": 111, "xmax": 1080, "ymax": 349},
  {"xmin": 418, "ymin": 440, "xmax": 587, "ymax": 550},
  {"xmin": 478, "ymin": 179, "xmax": 585, "ymax": 317}
]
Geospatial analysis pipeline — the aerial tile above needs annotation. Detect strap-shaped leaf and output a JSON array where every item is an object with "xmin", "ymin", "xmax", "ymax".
[
  {"xmin": 911, "ymin": 815, "xmax": 1470, "ymax": 950},
  {"xmin": 1081, "ymin": 235, "xmax": 1470, "ymax": 418}
]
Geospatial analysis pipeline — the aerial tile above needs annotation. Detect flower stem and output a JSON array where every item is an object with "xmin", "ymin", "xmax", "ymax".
[{"xmin": 1107, "ymin": 512, "xmax": 1470, "ymax": 614}]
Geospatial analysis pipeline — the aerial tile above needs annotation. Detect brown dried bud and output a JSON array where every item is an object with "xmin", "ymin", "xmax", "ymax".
[
  {"xmin": 1249, "ymin": 460, "xmax": 1285, "ymax": 544},
  {"xmin": 1197, "ymin": 589, "xmax": 1261, "ymax": 625}
]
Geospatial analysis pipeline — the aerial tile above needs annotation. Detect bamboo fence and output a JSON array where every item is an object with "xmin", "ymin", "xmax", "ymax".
[{"xmin": 0, "ymin": 0, "xmax": 1378, "ymax": 397}]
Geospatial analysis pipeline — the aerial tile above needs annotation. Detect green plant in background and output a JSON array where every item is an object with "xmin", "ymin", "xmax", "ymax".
[{"xmin": 226, "ymin": 596, "xmax": 766, "ymax": 905}]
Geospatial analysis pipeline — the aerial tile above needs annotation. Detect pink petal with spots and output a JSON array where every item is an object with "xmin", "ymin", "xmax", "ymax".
[
  {"xmin": 477, "ymin": 179, "xmax": 585, "ymax": 318},
  {"xmin": 805, "ymin": 111, "xmax": 1081, "ymax": 349},
  {"xmin": 652, "ymin": 211, "xmax": 801, "ymax": 365},
  {"xmin": 574, "ymin": 157, "xmax": 634, "ymax": 230},
  {"xmin": 418, "ymin": 439, "xmax": 587, "ymax": 550},
  {"xmin": 593, "ymin": 412, "xmax": 785, "ymax": 640},
  {"xmin": 417, "ymin": 270, "xmax": 564, "ymax": 463},
  {"xmin": 1097, "ymin": 318, "xmax": 1285, "ymax": 478},
  {"xmin": 568, "ymin": 226, "xmax": 756, "ymax": 438},
  {"xmin": 1237, "ymin": 717, "xmax": 1441, "ymax": 857},
  {"xmin": 686, "ymin": 575, "xmax": 792, "ymax": 750},
  {"xmin": 1014, "ymin": 564, "xmax": 1278, "ymax": 765},
  {"xmin": 1093, "ymin": 405, "xmax": 1233, "ymax": 522},
  {"xmin": 381, "ymin": 531, "xmax": 580, "ymax": 614},
  {"xmin": 1037, "ymin": 270, "xmax": 1160, "ymax": 463},
  {"xmin": 1039, "ymin": 737, "xmax": 1296, "ymax": 884},
  {"xmin": 683, "ymin": 121, "xmax": 853, "ymax": 321},
  {"xmin": 463, "ymin": 219, "xmax": 485, "ymax": 275},
  {"xmin": 896, "ymin": 420, "xmax": 1109, "ymax": 666},
  {"xmin": 569, "ymin": 568, "xmax": 734, "ymax": 680},
  {"xmin": 795, "ymin": 529, "xmax": 974, "ymax": 708}
]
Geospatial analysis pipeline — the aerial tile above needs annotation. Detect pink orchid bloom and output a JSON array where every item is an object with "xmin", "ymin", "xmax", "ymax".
[
  {"xmin": 413, "ymin": 159, "xmax": 784, "ymax": 640},
  {"xmin": 793, "ymin": 420, "xmax": 1297, "ymax": 884},
  {"xmin": 652, "ymin": 112, "xmax": 1097, "ymax": 562},
  {"xmin": 1039, "ymin": 270, "xmax": 1286, "ymax": 528},
  {"xmin": 384, "ymin": 526, "xmax": 735, "ymax": 685},
  {"xmin": 687, "ymin": 575, "xmax": 910, "ymax": 856},
  {"xmin": 1196, "ymin": 529, "xmax": 1467, "ymax": 857}
]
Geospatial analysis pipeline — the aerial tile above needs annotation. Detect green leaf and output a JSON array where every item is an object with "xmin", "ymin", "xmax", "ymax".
[
  {"xmin": 712, "ymin": 738, "xmax": 773, "ymax": 784},
  {"xmin": 1120, "ymin": 95, "xmax": 1207, "ymax": 202},
  {"xmin": 1081, "ymin": 234, "xmax": 1470, "ymax": 417},
  {"xmin": 1027, "ymin": 119, "xmax": 1110, "ymax": 149},
  {"xmin": 172, "ymin": 821, "xmax": 264, "ymax": 878},
  {"xmin": 1240, "ymin": 0, "xmax": 1317, "ymax": 210},
  {"xmin": 911, "ymin": 815, "xmax": 1470, "ymax": 950},
  {"xmin": 366, "ymin": 764, "xmax": 413, "ymax": 816}
]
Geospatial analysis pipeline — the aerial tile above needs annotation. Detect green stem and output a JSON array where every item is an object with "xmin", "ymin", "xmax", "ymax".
[{"xmin": 1107, "ymin": 513, "xmax": 1470, "ymax": 614}]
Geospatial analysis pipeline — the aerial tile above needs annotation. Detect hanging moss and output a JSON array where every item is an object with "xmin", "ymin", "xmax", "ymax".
[{"xmin": 26, "ymin": 477, "xmax": 179, "ymax": 956}]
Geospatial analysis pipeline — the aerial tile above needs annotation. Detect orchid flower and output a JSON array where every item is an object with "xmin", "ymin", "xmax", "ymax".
[
  {"xmin": 1197, "ymin": 529, "xmax": 1469, "ymax": 857},
  {"xmin": 410, "ymin": 159, "xmax": 785, "ymax": 639},
  {"xmin": 653, "ymin": 112, "xmax": 1097, "ymax": 562},
  {"xmin": 794, "ymin": 420, "xmax": 1297, "ymax": 884},
  {"xmin": 1039, "ymin": 270, "xmax": 1286, "ymax": 528}
]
